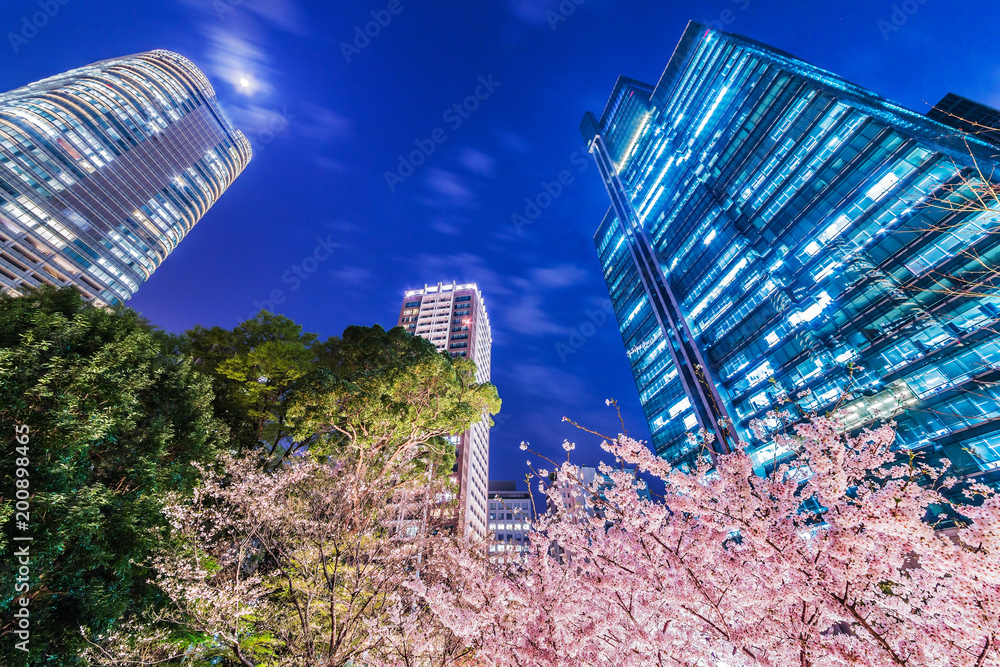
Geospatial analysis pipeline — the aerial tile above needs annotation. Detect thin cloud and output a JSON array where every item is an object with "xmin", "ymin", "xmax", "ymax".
[
  {"xmin": 505, "ymin": 0, "xmax": 562, "ymax": 26},
  {"xmin": 321, "ymin": 220, "xmax": 362, "ymax": 234},
  {"xmin": 313, "ymin": 155, "xmax": 346, "ymax": 171},
  {"xmin": 504, "ymin": 363, "xmax": 587, "ymax": 405},
  {"xmin": 330, "ymin": 266, "xmax": 371, "ymax": 287},
  {"xmin": 458, "ymin": 148, "xmax": 498, "ymax": 177},
  {"xmin": 422, "ymin": 168, "xmax": 477, "ymax": 208},
  {"xmin": 405, "ymin": 254, "xmax": 591, "ymax": 343},
  {"xmin": 175, "ymin": 0, "xmax": 349, "ymax": 155},
  {"xmin": 431, "ymin": 219, "xmax": 462, "ymax": 236},
  {"xmin": 496, "ymin": 129, "xmax": 531, "ymax": 154},
  {"xmin": 200, "ymin": 26, "xmax": 278, "ymax": 98},
  {"xmin": 175, "ymin": 0, "xmax": 310, "ymax": 35},
  {"xmin": 503, "ymin": 293, "xmax": 565, "ymax": 336},
  {"xmin": 527, "ymin": 264, "xmax": 589, "ymax": 289},
  {"xmin": 298, "ymin": 104, "xmax": 353, "ymax": 143},
  {"xmin": 242, "ymin": 0, "xmax": 310, "ymax": 35},
  {"xmin": 407, "ymin": 253, "xmax": 513, "ymax": 297}
]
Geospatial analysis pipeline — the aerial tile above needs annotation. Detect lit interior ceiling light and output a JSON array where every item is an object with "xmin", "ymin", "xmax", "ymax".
[{"xmin": 788, "ymin": 291, "xmax": 832, "ymax": 326}]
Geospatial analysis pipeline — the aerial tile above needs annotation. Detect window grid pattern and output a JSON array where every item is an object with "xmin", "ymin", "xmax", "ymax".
[
  {"xmin": 587, "ymin": 22, "xmax": 1000, "ymax": 492},
  {"xmin": 0, "ymin": 50, "xmax": 251, "ymax": 305},
  {"xmin": 396, "ymin": 282, "xmax": 493, "ymax": 539}
]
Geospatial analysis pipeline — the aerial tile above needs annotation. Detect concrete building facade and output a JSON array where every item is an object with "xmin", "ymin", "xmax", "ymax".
[
  {"xmin": 397, "ymin": 281, "xmax": 493, "ymax": 538},
  {"xmin": 487, "ymin": 480, "xmax": 533, "ymax": 562}
]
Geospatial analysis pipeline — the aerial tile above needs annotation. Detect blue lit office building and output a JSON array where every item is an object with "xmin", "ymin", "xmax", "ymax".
[
  {"xmin": 0, "ymin": 50, "xmax": 251, "ymax": 305},
  {"xmin": 581, "ymin": 22, "xmax": 1000, "ymax": 491}
]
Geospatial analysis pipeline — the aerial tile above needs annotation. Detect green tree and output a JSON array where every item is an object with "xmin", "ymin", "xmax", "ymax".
[
  {"xmin": 184, "ymin": 315, "xmax": 500, "ymax": 478},
  {"xmin": 182, "ymin": 312, "xmax": 318, "ymax": 458},
  {"xmin": 86, "ymin": 319, "xmax": 501, "ymax": 665},
  {"xmin": 0, "ymin": 287, "xmax": 225, "ymax": 666},
  {"xmin": 297, "ymin": 324, "xmax": 499, "ymax": 480}
]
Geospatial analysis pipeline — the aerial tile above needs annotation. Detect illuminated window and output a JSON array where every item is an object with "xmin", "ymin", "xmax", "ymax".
[
  {"xmin": 746, "ymin": 361, "xmax": 774, "ymax": 387},
  {"xmin": 788, "ymin": 292, "xmax": 831, "ymax": 326},
  {"xmin": 865, "ymin": 171, "xmax": 900, "ymax": 201},
  {"xmin": 668, "ymin": 397, "xmax": 692, "ymax": 419}
]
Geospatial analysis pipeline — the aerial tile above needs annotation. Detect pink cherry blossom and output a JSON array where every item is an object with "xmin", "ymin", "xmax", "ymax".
[{"xmin": 419, "ymin": 417, "xmax": 1000, "ymax": 666}]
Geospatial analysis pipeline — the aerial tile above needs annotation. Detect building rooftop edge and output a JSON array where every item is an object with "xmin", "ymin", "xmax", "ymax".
[{"xmin": 583, "ymin": 20, "xmax": 999, "ymax": 152}]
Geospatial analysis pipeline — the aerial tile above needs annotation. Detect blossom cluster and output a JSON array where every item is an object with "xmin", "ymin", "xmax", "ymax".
[{"xmin": 417, "ymin": 417, "xmax": 1000, "ymax": 666}]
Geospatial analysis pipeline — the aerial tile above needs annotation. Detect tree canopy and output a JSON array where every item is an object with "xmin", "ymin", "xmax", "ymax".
[
  {"xmin": 2, "ymin": 293, "xmax": 500, "ymax": 665},
  {"xmin": 83, "ymin": 315, "xmax": 500, "ymax": 666},
  {"xmin": 0, "ymin": 287, "xmax": 224, "ymax": 665},
  {"xmin": 184, "ymin": 314, "xmax": 500, "ymax": 477},
  {"xmin": 420, "ymin": 416, "xmax": 1000, "ymax": 667}
]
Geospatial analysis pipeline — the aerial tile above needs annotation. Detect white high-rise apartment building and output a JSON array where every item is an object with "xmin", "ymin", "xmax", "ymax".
[{"xmin": 396, "ymin": 281, "xmax": 492, "ymax": 539}]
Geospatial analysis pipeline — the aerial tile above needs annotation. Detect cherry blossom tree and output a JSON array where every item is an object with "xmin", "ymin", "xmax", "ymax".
[
  {"xmin": 84, "ymin": 453, "xmax": 478, "ymax": 666},
  {"xmin": 419, "ymin": 413, "xmax": 1000, "ymax": 667}
]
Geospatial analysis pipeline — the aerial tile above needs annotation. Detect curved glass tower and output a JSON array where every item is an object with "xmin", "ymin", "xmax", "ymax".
[
  {"xmin": 0, "ymin": 50, "xmax": 251, "ymax": 305},
  {"xmin": 582, "ymin": 22, "xmax": 1000, "ymax": 497}
]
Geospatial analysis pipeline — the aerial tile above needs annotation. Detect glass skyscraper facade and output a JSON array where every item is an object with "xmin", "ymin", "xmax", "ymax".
[
  {"xmin": 581, "ymin": 22, "xmax": 1000, "ymax": 493},
  {"xmin": 0, "ymin": 50, "xmax": 251, "ymax": 306}
]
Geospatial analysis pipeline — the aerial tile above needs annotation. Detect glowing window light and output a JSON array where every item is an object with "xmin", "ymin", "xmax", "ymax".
[
  {"xmin": 747, "ymin": 360, "xmax": 774, "ymax": 387},
  {"xmin": 788, "ymin": 291, "xmax": 832, "ymax": 326},
  {"xmin": 693, "ymin": 86, "xmax": 729, "ymax": 138},
  {"xmin": 643, "ymin": 139, "xmax": 669, "ymax": 177},
  {"xmin": 865, "ymin": 172, "xmax": 899, "ymax": 201},
  {"xmin": 637, "ymin": 155, "xmax": 675, "ymax": 216},
  {"xmin": 620, "ymin": 112, "xmax": 652, "ymax": 168},
  {"xmin": 639, "ymin": 186, "xmax": 666, "ymax": 222},
  {"xmin": 750, "ymin": 439, "xmax": 794, "ymax": 465},
  {"xmin": 818, "ymin": 215, "xmax": 850, "ymax": 243},
  {"xmin": 669, "ymin": 398, "xmax": 692, "ymax": 419},
  {"xmin": 689, "ymin": 256, "xmax": 749, "ymax": 320},
  {"xmin": 835, "ymin": 348, "xmax": 858, "ymax": 364},
  {"xmin": 813, "ymin": 262, "xmax": 837, "ymax": 282},
  {"xmin": 624, "ymin": 297, "xmax": 647, "ymax": 325}
]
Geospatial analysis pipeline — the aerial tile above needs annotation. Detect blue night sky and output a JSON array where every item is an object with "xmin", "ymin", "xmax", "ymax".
[{"xmin": 2, "ymin": 0, "xmax": 998, "ymax": 486}]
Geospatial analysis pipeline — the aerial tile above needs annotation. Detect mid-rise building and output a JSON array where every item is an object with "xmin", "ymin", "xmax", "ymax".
[
  {"xmin": 487, "ymin": 480, "xmax": 533, "ymax": 562},
  {"xmin": 396, "ymin": 281, "xmax": 493, "ymax": 538},
  {"xmin": 546, "ymin": 466, "xmax": 649, "ymax": 519},
  {"xmin": 546, "ymin": 466, "xmax": 611, "ymax": 519},
  {"xmin": 581, "ymin": 22, "xmax": 1000, "ymax": 497},
  {"xmin": 0, "ymin": 50, "xmax": 251, "ymax": 305}
]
